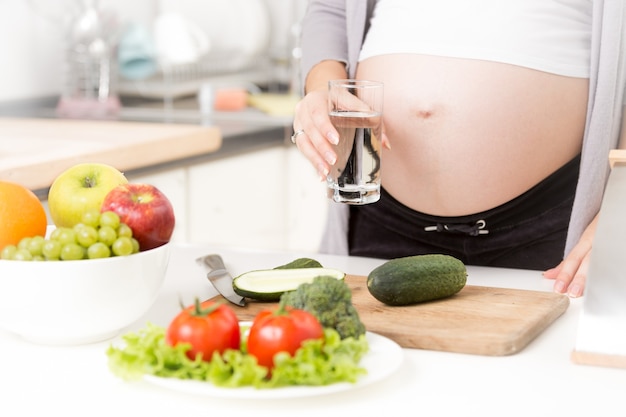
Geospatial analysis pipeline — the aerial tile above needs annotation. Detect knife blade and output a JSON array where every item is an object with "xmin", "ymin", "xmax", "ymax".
[{"xmin": 196, "ymin": 254, "xmax": 246, "ymax": 307}]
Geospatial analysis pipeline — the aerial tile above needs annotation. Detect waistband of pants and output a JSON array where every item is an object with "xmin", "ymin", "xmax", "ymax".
[{"xmin": 374, "ymin": 153, "xmax": 581, "ymax": 235}]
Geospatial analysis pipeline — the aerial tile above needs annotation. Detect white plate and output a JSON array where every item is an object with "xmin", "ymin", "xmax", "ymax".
[{"xmin": 143, "ymin": 331, "xmax": 403, "ymax": 399}]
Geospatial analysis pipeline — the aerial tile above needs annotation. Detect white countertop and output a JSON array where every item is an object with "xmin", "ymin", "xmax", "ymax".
[{"xmin": 2, "ymin": 243, "xmax": 624, "ymax": 416}]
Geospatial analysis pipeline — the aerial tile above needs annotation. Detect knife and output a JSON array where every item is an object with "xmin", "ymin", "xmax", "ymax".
[{"xmin": 196, "ymin": 254, "xmax": 246, "ymax": 307}]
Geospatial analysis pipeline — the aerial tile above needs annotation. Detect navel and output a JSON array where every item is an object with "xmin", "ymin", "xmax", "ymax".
[{"xmin": 415, "ymin": 109, "xmax": 434, "ymax": 119}]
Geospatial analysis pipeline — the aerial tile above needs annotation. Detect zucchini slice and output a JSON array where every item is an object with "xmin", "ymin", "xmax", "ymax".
[{"xmin": 232, "ymin": 267, "xmax": 346, "ymax": 302}]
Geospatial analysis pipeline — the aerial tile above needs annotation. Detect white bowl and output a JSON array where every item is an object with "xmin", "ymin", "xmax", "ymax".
[{"xmin": 0, "ymin": 243, "xmax": 171, "ymax": 345}]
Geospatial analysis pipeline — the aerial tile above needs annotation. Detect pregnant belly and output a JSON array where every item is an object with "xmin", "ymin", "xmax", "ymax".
[{"xmin": 356, "ymin": 54, "xmax": 588, "ymax": 215}]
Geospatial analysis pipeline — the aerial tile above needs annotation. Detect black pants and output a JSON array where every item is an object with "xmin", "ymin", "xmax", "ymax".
[{"xmin": 348, "ymin": 154, "xmax": 581, "ymax": 270}]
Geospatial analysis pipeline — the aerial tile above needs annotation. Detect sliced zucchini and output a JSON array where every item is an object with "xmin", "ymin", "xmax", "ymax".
[{"xmin": 232, "ymin": 267, "xmax": 346, "ymax": 302}]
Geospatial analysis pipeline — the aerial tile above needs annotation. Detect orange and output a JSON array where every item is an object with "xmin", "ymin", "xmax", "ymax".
[{"xmin": 0, "ymin": 180, "xmax": 48, "ymax": 251}]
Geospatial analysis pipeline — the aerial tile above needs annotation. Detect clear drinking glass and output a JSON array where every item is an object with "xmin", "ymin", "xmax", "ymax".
[{"xmin": 327, "ymin": 79, "xmax": 384, "ymax": 204}]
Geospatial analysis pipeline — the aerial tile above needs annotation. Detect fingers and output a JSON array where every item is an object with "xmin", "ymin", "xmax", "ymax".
[
  {"xmin": 332, "ymin": 88, "xmax": 373, "ymax": 113},
  {"xmin": 292, "ymin": 91, "xmax": 339, "ymax": 179},
  {"xmin": 290, "ymin": 129, "xmax": 306, "ymax": 144},
  {"xmin": 549, "ymin": 252, "xmax": 588, "ymax": 298},
  {"xmin": 381, "ymin": 126, "xmax": 391, "ymax": 150},
  {"xmin": 295, "ymin": 130, "xmax": 333, "ymax": 180},
  {"xmin": 567, "ymin": 254, "xmax": 589, "ymax": 297},
  {"xmin": 545, "ymin": 215, "xmax": 598, "ymax": 298}
]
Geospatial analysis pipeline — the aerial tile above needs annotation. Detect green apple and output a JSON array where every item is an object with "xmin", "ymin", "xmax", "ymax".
[{"xmin": 48, "ymin": 163, "xmax": 128, "ymax": 228}]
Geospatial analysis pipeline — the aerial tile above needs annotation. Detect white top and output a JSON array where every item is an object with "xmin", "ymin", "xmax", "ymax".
[
  {"xmin": 359, "ymin": 0, "xmax": 593, "ymax": 78},
  {"xmin": 1, "ymin": 243, "xmax": 624, "ymax": 417}
]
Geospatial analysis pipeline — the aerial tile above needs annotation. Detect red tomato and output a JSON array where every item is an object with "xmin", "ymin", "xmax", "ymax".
[
  {"xmin": 166, "ymin": 299, "xmax": 240, "ymax": 361},
  {"xmin": 247, "ymin": 307, "xmax": 324, "ymax": 370}
]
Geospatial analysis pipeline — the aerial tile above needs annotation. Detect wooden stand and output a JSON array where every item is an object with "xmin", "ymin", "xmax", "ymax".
[{"xmin": 571, "ymin": 350, "xmax": 626, "ymax": 369}]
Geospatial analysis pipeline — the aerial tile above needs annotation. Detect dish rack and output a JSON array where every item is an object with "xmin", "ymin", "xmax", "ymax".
[{"xmin": 117, "ymin": 50, "xmax": 273, "ymax": 109}]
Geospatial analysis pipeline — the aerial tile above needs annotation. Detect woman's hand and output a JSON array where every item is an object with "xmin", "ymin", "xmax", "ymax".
[
  {"xmin": 292, "ymin": 60, "xmax": 390, "ymax": 180},
  {"xmin": 543, "ymin": 214, "xmax": 598, "ymax": 298},
  {"xmin": 292, "ymin": 90, "xmax": 340, "ymax": 180},
  {"xmin": 293, "ymin": 90, "xmax": 391, "ymax": 180}
]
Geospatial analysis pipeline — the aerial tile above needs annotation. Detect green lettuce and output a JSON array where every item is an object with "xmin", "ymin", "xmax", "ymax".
[{"xmin": 106, "ymin": 323, "xmax": 369, "ymax": 389}]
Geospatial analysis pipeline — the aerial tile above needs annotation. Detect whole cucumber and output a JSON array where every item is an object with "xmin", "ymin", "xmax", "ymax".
[{"xmin": 367, "ymin": 254, "xmax": 467, "ymax": 306}]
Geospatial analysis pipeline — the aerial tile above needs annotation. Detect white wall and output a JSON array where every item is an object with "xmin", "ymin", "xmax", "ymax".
[
  {"xmin": 0, "ymin": 0, "xmax": 63, "ymax": 100},
  {"xmin": 0, "ymin": 0, "xmax": 306, "ymax": 102}
]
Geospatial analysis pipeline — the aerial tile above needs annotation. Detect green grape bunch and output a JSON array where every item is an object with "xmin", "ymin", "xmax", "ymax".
[{"xmin": 0, "ymin": 210, "xmax": 140, "ymax": 261}]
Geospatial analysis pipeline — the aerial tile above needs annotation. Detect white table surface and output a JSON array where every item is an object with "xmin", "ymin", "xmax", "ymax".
[{"xmin": 2, "ymin": 243, "xmax": 624, "ymax": 417}]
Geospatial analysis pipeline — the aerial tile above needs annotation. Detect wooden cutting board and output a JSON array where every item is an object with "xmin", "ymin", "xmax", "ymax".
[{"xmin": 214, "ymin": 275, "xmax": 570, "ymax": 356}]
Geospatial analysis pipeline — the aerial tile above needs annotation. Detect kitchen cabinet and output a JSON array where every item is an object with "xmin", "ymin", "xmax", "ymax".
[
  {"xmin": 186, "ymin": 147, "xmax": 287, "ymax": 249},
  {"xmin": 285, "ymin": 146, "xmax": 329, "ymax": 251},
  {"xmin": 186, "ymin": 146, "xmax": 328, "ymax": 252}
]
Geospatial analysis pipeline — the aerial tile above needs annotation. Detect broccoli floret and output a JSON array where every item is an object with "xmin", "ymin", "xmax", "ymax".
[{"xmin": 278, "ymin": 275, "xmax": 366, "ymax": 339}]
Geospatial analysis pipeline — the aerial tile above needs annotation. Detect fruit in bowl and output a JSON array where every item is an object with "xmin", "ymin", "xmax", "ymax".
[
  {"xmin": 101, "ymin": 183, "xmax": 175, "ymax": 251},
  {"xmin": 1, "ymin": 210, "xmax": 140, "ymax": 261},
  {"xmin": 48, "ymin": 162, "xmax": 128, "ymax": 228},
  {"xmin": 2, "ymin": 163, "xmax": 176, "ymax": 262},
  {"xmin": 0, "ymin": 180, "xmax": 48, "ymax": 252},
  {"xmin": 0, "ymin": 164, "xmax": 177, "ymax": 344},
  {"xmin": 0, "ymin": 240, "xmax": 171, "ymax": 345}
]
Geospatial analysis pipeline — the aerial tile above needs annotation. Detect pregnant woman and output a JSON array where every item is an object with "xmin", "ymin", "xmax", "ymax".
[{"xmin": 291, "ymin": 0, "xmax": 626, "ymax": 297}]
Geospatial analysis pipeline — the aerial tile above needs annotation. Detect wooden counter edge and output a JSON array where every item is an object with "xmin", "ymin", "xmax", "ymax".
[{"xmin": 1, "ymin": 123, "xmax": 222, "ymax": 193}]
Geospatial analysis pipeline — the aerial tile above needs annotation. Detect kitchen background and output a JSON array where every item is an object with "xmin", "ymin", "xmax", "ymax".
[
  {"xmin": 0, "ymin": 0, "xmax": 306, "ymax": 101},
  {"xmin": 0, "ymin": 0, "xmax": 330, "ymax": 254}
]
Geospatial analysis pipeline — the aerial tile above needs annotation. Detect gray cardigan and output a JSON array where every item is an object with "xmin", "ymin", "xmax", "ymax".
[{"xmin": 300, "ymin": 0, "xmax": 626, "ymax": 258}]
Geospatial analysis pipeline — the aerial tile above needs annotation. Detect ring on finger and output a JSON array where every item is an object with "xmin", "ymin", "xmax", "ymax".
[{"xmin": 291, "ymin": 129, "xmax": 305, "ymax": 144}]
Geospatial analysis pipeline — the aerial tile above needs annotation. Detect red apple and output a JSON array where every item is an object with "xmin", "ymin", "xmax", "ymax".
[{"xmin": 101, "ymin": 183, "xmax": 175, "ymax": 251}]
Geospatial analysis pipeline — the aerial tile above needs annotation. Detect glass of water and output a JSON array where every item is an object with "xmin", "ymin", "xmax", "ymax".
[{"xmin": 327, "ymin": 79, "xmax": 384, "ymax": 204}]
